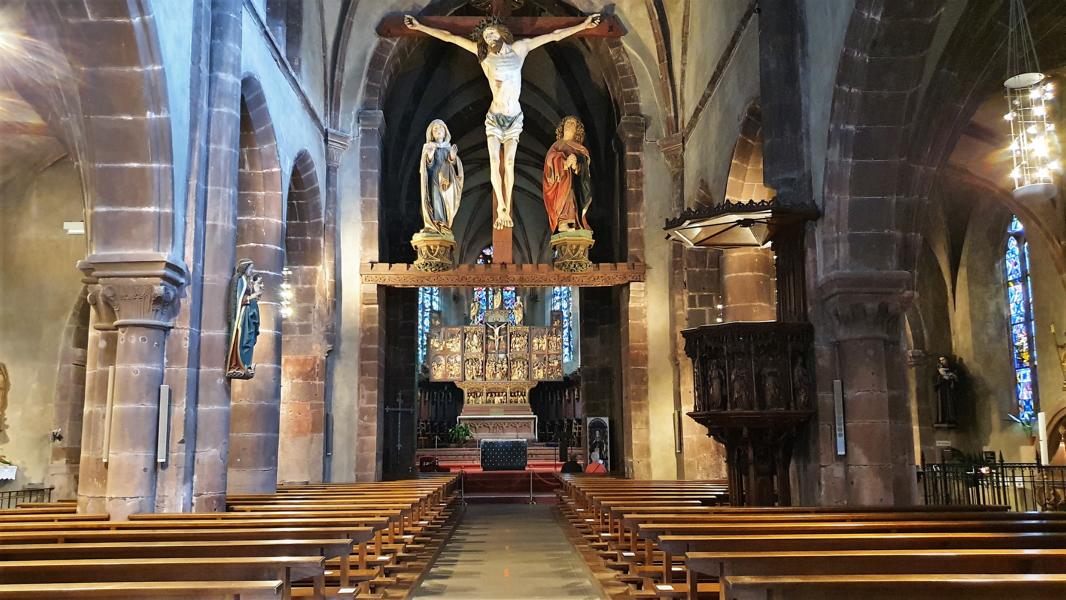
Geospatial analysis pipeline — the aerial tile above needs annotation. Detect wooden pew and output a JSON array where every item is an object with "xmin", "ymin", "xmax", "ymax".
[
  {"xmin": 555, "ymin": 475, "xmax": 1066, "ymax": 600},
  {"xmin": 0, "ymin": 556, "xmax": 325, "ymax": 598},
  {"xmin": 0, "ymin": 477, "xmax": 460, "ymax": 600},
  {"xmin": 687, "ymin": 548, "xmax": 1066, "ymax": 599},
  {"xmin": 0, "ymin": 580, "xmax": 285, "ymax": 599},
  {"xmin": 724, "ymin": 573, "xmax": 1066, "ymax": 600}
]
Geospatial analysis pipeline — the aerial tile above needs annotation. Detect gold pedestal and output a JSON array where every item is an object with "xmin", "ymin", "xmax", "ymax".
[
  {"xmin": 411, "ymin": 230, "xmax": 456, "ymax": 272},
  {"xmin": 550, "ymin": 230, "xmax": 594, "ymax": 272}
]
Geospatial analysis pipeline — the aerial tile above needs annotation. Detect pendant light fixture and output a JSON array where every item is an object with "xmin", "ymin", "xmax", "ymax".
[{"xmin": 1003, "ymin": 0, "xmax": 1059, "ymax": 201}]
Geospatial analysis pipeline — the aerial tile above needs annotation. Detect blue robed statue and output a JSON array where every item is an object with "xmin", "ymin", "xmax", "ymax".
[{"xmin": 226, "ymin": 258, "xmax": 263, "ymax": 380}]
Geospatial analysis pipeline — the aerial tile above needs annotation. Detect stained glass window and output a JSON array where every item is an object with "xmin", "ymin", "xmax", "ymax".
[
  {"xmin": 1004, "ymin": 215, "xmax": 1039, "ymax": 421},
  {"xmin": 552, "ymin": 286, "xmax": 575, "ymax": 363},
  {"xmin": 417, "ymin": 286, "xmax": 441, "ymax": 365}
]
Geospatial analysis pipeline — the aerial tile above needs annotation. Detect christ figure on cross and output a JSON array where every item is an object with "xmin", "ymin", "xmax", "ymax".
[{"xmin": 404, "ymin": 13, "xmax": 601, "ymax": 230}]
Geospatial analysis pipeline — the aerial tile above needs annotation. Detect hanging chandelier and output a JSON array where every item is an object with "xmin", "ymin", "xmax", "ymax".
[{"xmin": 1003, "ymin": 0, "xmax": 1059, "ymax": 201}]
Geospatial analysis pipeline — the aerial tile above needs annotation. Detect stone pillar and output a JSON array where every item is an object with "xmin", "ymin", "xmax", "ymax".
[
  {"xmin": 722, "ymin": 248, "xmax": 776, "ymax": 322},
  {"xmin": 618, "ymin": 116, "xmax": 651, "ymax": 478},
  {"xmin": 819, "ymin": 272, "xmax": 917, "ymax": 505},
  {"xmin": 191, "ymin": 0, "xmax": 243, "ymax": 509},
  {"xmin": 76, "ymin": 272, "xmax": 117, "ymax": 514},
  {"xmin": 905, "ymin": 349, "xmax": 935, "ymax": 464},
  {"xmin": 227, "ymin": 262, "xmax": 284, "ymax": 494},
  {"xmin": 356, "ymin": 110, "xmax": 385, "ymax": 481},
  {"xmin": 85, "ymin": 260, "xmax": 184, "ymax": 520},
  {"xmin": 757, "ymin": 0, "xmax": 811, "ymax": 206},
  {"xmin": 318, "ymin": 129, "xmax": 349, "ymax": 483}
]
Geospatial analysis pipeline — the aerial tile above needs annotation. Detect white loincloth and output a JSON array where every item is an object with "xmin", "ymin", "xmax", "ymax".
[{"xmin": 484, "ymin": 111, "xmax": 524, "ymax": 142}]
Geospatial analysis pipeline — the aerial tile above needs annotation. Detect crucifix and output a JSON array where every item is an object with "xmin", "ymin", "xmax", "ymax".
[
  {"xmin": 385, "ymin": 393, "xmax": 415, "ymax": 456},
  {"xmin": 378, "ymin": 1, "xmax": 624, "ymax": 264}
]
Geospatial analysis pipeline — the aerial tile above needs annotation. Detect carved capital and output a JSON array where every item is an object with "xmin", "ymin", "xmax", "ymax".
[
  {"xmin": 326, "ymin": 128, "xmax": 352, "ymax": 168},
  {"xmin": 617, "ymin": 115, "xmax": 647, "ymax": 143},
  {"xmin": 86, "ymin": 284, "xmax": 118, "ymax": 331},
  {"xmin": 79, "ymin": 255, "xmax": 185, "ymax": 331},
  {"xmin": 357, "ymin": 110, "xmax": 386, "ymax": 135},
  {"xmin": 906, "ymin": 349, "xmax": 929, "ymax": 368},
  {"xmin": 819, "ymin": 271, "xmax": 914, "ymax": 342},
  {"xmin": 656, "ymin": 132, "xmax": 684, "ymax": 174},
  {"xmin": 98, "ymin": 280, "xmax": 180, "ymax": 330}
]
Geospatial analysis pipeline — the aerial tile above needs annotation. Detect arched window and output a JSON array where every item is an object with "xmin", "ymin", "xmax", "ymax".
[
  {"xmin": 1005, "ymin": 215, "xmax": 1039, "ymax": 421},
  {"xmin": 417, "ymin": 287, "xmax": 441, "ymax": 365},
  {"xmin": 551, "ymin": 286, "xmax": 575, "ymax": 363}
]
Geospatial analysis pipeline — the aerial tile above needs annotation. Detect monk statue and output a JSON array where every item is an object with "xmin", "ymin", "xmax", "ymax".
[
  {"xmin": 226, "ymin": 259, "xmax": 263, "ymax": 380},
  {"xmin": 404, "ymin": 13, "xmax": 601, "ymax": 230},
  {"xmin": 419, "ymin": 119, "xmax": 464, "ymax": 234},
  {"xmin": 543, "ymin": 115, "xmax": 592, "ymax": 234}
]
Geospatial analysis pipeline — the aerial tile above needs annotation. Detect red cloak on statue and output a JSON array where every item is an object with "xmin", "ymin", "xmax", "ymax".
[{"xmin": 542, "ymin": 139, "xmax": 592, "ymax": 233}]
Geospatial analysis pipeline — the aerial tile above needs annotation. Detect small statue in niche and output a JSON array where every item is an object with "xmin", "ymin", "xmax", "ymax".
[
  {"xmin": 730, "ymin": 365, "xmax": 752, "ymax": 410},
  {"xmin": 512, "ymin": 296, "xmax": 525, "ymax": 325},
  {"xmin": 792, "ymin": 357, "xmax": 810, "ymax": 410},
  {"xmin": 543, "ymin": 116, "xmax": 592, "ymax": 234},
  {"xmin": 430, "ymin": 357, "xmax": 445, "ymax": 380},
  {"xmin": 933, "ymin": 355, "xmax": 960, "ymax": 428},
  {"xmin": 469, "ymin": 297, "xmax": 480, "ymax": 325},
  {"xmin": 763, "ymin": 367, "xmax": 782, "ymax": 410},
  {"xmin": 226, "ymin": 259, "xmax": 263, "ymax": 380},
  {"xmin": 707, "ymin": 360, "xmax": 725, "ymax": 411},
  {"xmin": 419, "ymin": 119, "xmax": 464, "ymax": 234}
]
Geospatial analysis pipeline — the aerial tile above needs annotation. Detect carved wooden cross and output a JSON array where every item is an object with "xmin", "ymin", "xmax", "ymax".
[{"xmin": 378, "ymin": 2, "xmax": 624, "ymax": 265}]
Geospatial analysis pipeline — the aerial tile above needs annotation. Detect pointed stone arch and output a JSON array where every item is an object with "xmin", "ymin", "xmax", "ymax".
[
  {"xmin": 279, "ymin": 150, "xmax": 328, "ymax": 484},
  {"xmin": 227, "ymin": 76, "xmax": 285, "ymax": 494}
]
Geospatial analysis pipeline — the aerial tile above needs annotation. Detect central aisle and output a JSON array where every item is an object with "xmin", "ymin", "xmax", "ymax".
[{"xmin": 412, "ymin": 503, "xmax": 605, "ymax": 599}]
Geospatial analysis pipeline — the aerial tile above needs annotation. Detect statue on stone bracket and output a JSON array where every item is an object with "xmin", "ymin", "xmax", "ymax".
[
  {"xmin": 412, "ymin": 119, "xmax": 463, "ymax": 271},
  {"xmin": 419, "ymin": 119, "xmax": 464, "ymax": 234},
  {"xmin": 226, "ymin": 259, "xmax": 263, "ymax": 380},
  {"xmin": 544, "ymin": 115, "xmax": 592, "ymax": 234},
  {"xmin": 545, "ymin": 115, "xmax": 595, "ymax": 272},
  {"xmin": 404, "ymin": 13, "xmax": 601, "ymax": 230},
  {"xmin": 933, "ymin": 355, "xmax": 961, "ymax": 428}
]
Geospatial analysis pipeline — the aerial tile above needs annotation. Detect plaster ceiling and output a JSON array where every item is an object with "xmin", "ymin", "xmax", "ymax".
[{"xmin": 0, "ymin": 5, "xmax": 69, "ymax": 192}]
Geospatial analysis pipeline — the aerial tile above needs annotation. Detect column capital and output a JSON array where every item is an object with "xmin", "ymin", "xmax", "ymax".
[
  {"xmin": 79, "ymin": 255, "xmax": 185, "ymax": 331},
  {"xmin": 357, "ymin": 110, "xmax": 386, "ymax": 134},
  {"xmin": 326, "ymin": 128, "xmax": 352, "ymax": 168},
  {"xmin": 617, "ymin": 114, "xmax": 647, "ymax": 142},
  {"xmin": 818, "ymin": 270, "xmax": 914, "ymax": 342},
  {"xmin": 656, "ymin": 131, "xmax": 684, "ymax": 174},
  {"xmin": 906, "ymin": 349, "xmax": 929, "ymax": 367}
]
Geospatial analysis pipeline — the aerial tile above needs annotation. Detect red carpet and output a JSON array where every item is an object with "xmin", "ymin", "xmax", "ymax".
[{"xmin": 459, "ymin": 469, "xmax": 562, "ymax": 503}]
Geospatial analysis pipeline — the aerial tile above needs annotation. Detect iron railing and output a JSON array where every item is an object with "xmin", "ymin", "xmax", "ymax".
[
  {"xmin": 920, "ymin": 462, "xmax": 1066, "ymax": 512},
  {"xmin": 0, "ymin": 486, "xmax": 54, "ymax": 510}
]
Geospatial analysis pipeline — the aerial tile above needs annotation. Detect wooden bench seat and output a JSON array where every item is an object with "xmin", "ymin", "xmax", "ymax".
[
  {"xmin": 687, "ymin": 548, "xmax": 1066, "ymax": 599},
  {"xmin": 725, "ymin": 573, "xmax": 1066, "ymax": 600},
  {"xmin": 0, "ymin": 556, "xmax": 324, "ymax": 595},
  {"xmin": 0, "ymin": 580, "xmax": 285, "ymax": 599}
]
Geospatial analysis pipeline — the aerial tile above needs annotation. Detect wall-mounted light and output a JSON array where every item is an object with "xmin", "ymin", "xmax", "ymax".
[{"xmin": 279, "ymin": 267, "xmax": 294, "ymax": 318}]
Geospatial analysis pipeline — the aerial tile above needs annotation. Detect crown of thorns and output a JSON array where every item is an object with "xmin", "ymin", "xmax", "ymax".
[{"xmin": 471, "ymin": 17, "xmax": 510, "ymax": 40}]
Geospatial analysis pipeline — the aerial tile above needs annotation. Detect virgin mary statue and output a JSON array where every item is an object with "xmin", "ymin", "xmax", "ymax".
[{"xmin": 420, "ymin": 119, "xmax": 464, "ymax": 234}]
